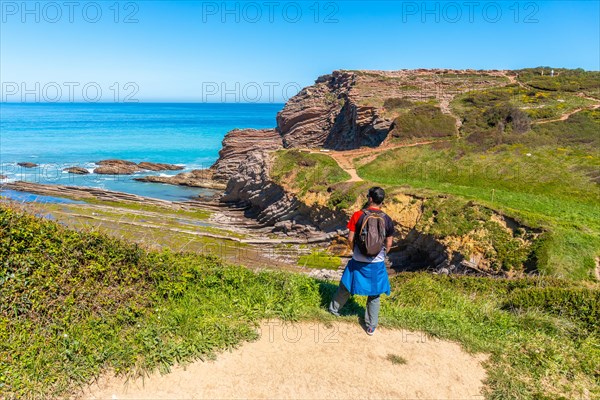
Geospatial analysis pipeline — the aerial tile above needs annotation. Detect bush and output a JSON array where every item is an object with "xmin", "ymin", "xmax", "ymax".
[
  {"xmin": 483, "ymin": 103, "xmax": 531, "ymax": 134},
  {"xmin": 383, "ymin": 97, "xmax": 413, "ymax": 110},
  {"xmin": 325, "ymin": 181, "xmax": 371, "ymax": 211},
  {"xmin": 390, "ymin": 104, "xmax": 457, "ymax": 139}
]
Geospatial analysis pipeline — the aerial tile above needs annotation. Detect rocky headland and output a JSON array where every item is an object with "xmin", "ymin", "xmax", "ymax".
[
  {"xmin": 209, "ymin": 69, "xmax": 510, "ymax": 182},
  {"xmin": 206, "ymin": 69, "xmax": 543, "ymax": 275}
]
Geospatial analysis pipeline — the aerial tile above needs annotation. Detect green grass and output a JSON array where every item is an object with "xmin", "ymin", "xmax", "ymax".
[
  {"xmin": 1, "ymin": 204, "xmax": 599, "ymax": 399},
  {"xmin": 80, "ymin": 198, "xmax": 213, "ymax": 220},
  {"xmin": 381, "ymin": 273, "xmax": 600, "ymax": 399},
  {"xmin": 516, "ymin": 67, "xmax": 600, "ymax": 95},
  {"xmin": 0, "ymin": 205, "xmax": 319, "ymax": 398},
  {"xmin": 271, "ymin": 150, "xmax": 350, "ymax": 195},
  {"xmin": 386, "ymin": 353, "xmax": 407, "ymax": 365},
  {"xmin": 358, "ymin": 138, "xmax": 599, "ymax": 279},
  {"xmin": 298, "ymin": 250, "xmax": 342, "ymax": 270},
  {"xmin": 450, "ymin": 84, "xmax": 597, "ymax": 147}
]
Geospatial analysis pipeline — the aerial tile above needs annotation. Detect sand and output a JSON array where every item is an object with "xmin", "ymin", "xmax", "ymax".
[{"xmin": 79, "ymin": 320, "xmax": 487, "ymax": 400}]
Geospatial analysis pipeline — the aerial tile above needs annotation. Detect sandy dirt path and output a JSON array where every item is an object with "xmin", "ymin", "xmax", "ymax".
[
  {"xmin": 80, "ymin": 320, "xmax": 487, "ymax": 400},
  {"xmin": 535, "ymin": 102, "xmax": 600, "ymax": 125},
  {"xmin": 309, "ymin": 140, "xmax": 443, "ymax": 184}
]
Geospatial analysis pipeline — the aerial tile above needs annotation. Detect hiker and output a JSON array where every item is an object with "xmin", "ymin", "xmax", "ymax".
[{"xmin": 329, "ymin": 186, "xmax": 394, "ymax": 335}]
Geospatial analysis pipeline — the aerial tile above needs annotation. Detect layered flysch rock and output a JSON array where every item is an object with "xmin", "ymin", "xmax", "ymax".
[
  {"xmin": 211, "ymin": 128, "xmax": 283, "ymax": 182},
  {"xmin": 275, "ymin": 73, "xmax": 349, "ymax": 149},
  {"xmin": 221, "ymin": 151, "xmax": 347, "ymax": 240},
  {"xmin": 134, "ymin": 169, "xmax": 226, "ymax": 190},
  {"xmin": 137, "ymin": 162, "xmax": 185, "ymax": 171},
  {"xmin": 94, "ymin": 160, "xmax": 139, "ymax": 175},
  {"xmin": 276, "ymin": 70, "xmax": 392, "ymax": 150},
  {"xmin": 276, "ymin": 69, "xmax": 510, "ymax": 150},
  {"xmin": 93, "ymin": 159, "xmax": 184, "ymax": 175},
  {"xmin": 212, "ymin": 69, "xmax": 510, "ymax": 179}
]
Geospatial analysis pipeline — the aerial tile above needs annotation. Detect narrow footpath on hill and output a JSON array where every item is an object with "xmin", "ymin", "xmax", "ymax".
[
  {"xmin": 535, "ymin": 101, "xmax": 600, "ymax": 125},
  {"xmin": 309, "ymin": 140, "xmax": 443, "ymax": 183},
  {"xmin": 79, "ymin": 320, "xmax": 487, "ymax": 400}
]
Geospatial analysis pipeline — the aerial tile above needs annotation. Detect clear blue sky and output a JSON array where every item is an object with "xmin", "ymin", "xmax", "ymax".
[{"xmin": 1, "ymin": 0, "xmax": 598, "ymax": 102}]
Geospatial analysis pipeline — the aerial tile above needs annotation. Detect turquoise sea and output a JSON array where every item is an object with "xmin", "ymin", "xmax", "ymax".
[{"xmin": 0, "ymin": 103, "xmax": 282, "ymax": 201}]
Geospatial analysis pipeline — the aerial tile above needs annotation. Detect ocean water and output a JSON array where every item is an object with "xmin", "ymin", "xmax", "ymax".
[{"xmin": 0, "ymin": 103, "xmax": 282, "ymax": 201}]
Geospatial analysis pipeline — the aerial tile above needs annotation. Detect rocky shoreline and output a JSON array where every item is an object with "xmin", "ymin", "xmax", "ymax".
[
  {"xmin": 4, "ymin": 69, "xmax": 543, "ymax": 276},
  {"xmin": 200, "ymin": 69, "xmax": 543, "ymax": 276},
  {"xmin": 133, "ymin": 169, "xmax": 226, "ymax": 190},
  {"xmin": 93, "ymin": 159, "xmax": 184, "ymax": 175}
]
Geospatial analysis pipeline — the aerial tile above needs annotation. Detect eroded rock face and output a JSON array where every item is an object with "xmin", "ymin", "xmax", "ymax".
[
  {"xmin": 276, "ymin": 74, "xmax": 349, "ymax": 148},
  {"xmin": 276, "ymin": 69, "xmax": 510, "ymax": 150},
  {"xmin": 211, "ymin": 128, "xmax": 283, "ymax": 182},
  {"xmin": 220, "ymin": 151, "xmax": 347, "ymax": 238},
  {"xmin": 63, "ymin": 167, "xmax": 90, "ymax": 174}
]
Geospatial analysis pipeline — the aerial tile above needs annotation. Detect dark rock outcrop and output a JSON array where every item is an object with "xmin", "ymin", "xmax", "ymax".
[
  {"xmin": 17, "ymin": 162, "xmax": 38, "ymax": 168},
  {"xmin": 63, "ymin": 167, "xmax": 89, "ymax": 174},
  {"xmin": 137, "ymin": 162, "xmax": 184, "ymax": 171},
  {"xmin": 94, "ymin": 160, "xmax": 139, "ymax": 175}
]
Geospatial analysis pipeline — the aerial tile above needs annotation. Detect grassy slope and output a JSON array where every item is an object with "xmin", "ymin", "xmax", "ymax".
[
  {"xmin": 271, "ymin": 149, "xmax": 351, "ymax": 195},
  {"xmin": 358, "ymin": 138, "xmax": 599, "ymax": 279},
  {"xmin": 1, "ymin": 204, "xmax": 599, "ymax": 399},
  {"xmin": 353, "ymin": 69, "xmax": 600, "ymax": 280}
]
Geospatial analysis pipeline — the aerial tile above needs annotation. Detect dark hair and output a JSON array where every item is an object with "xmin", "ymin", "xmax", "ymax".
[{"xmin": 368, "ymin": 187, "xmax": 385, "ymax": 205}]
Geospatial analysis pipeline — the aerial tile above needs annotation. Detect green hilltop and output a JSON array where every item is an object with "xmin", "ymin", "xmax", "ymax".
[{"xmin": 270, "ymin": 67, "xmax": 600, "ymax": 280}]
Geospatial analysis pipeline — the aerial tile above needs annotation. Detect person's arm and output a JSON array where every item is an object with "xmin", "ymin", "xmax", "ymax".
[
  {"xmin": 385, "ymin": 236, "xmax": 393, "ymax": 254},
  {"xmin": 348, "ymin": 231, "xmax": 355, "ymax": 250}
]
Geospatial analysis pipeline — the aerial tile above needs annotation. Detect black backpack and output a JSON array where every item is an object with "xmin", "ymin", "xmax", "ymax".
[{"xmin": 355, "ymin": 209, "xmax": 386, "ymax": 257}]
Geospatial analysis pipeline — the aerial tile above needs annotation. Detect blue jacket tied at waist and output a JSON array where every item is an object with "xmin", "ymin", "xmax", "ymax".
[{"xmin": 340, "ymin": 258, "xmax": 390, "ymax": 297}]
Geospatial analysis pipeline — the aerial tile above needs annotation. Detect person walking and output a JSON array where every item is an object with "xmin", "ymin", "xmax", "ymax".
[{"xmin": 329, "ymin": 187, "xmax": 395, "ymax": 335}]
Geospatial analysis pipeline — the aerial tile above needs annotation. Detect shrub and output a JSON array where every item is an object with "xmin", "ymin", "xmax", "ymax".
[
  {"xmin": 483, "ymin": 104, "xmax": 531, "ymax": 134},
  {"xmin": 390, "ymin": 104, "xmax": 457, "ymax": 139}
]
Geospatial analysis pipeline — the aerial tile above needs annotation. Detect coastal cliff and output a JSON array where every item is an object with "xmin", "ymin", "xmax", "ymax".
[
  {"xmin": 211, "ymin": 69, "xmax": 509, "ymax": 181},
  {"xmin": 208, "ymin": 68, "xmax": 587, "ymax": 275},
  {"xmin": 220, "ymin": 151, "xmax": 347, "ymax": 238}
]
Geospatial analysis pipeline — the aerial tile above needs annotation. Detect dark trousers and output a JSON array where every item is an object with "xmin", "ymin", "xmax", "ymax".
[{"xmin": 328, "ymin": 283, "xmax": 381, "ymax": 330}]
